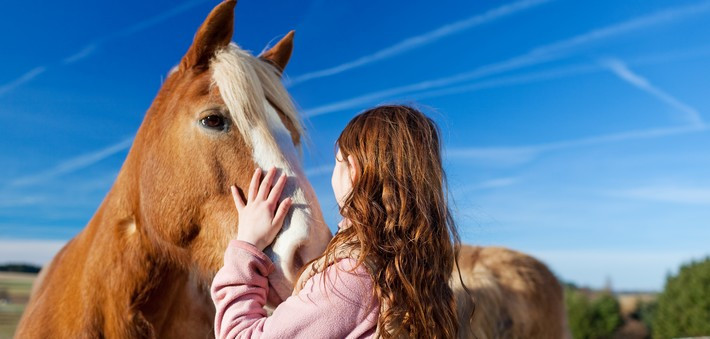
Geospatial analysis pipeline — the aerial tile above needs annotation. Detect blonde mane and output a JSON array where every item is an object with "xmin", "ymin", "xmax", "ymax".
[{"xmin": 211, "ymin": 43, "xmax": 304, "ymax": 152}]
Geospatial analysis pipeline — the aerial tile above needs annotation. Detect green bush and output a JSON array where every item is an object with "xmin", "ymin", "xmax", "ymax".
[
  {"xmin": 653, "ymin": 256, "xmax": 710, "ymax": 338},
  {"xmin": 565, "ymin": 287, "xmax": 623, "ymax": 339},
  {"xmin": 633, "ymin": 299, "xmax": 657, "ymax": 334}
]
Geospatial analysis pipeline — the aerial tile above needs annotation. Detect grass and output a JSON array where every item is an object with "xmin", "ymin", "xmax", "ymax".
[{"xmin": 0, "ymin": 272, "xmax": 36, "ymax": 338}]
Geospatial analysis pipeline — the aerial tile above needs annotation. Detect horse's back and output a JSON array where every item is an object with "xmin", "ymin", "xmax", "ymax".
[{"xmin": 453, "ymin": 245, "xmax": 571, "ymax": 339}]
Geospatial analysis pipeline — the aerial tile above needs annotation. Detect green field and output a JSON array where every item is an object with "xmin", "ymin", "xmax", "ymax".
[{"xmin": 0, "ymin": 272, "xmax": 35, "ymax": 338}]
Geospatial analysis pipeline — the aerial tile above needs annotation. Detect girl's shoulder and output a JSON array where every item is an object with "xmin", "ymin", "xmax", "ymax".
[
  {"xmin": 296, "ymin": 257, "xmax": 373, "ymax": 297},
  {"xmin": 301, "ymin": 257, "xmax": 378, "ymax": 315},
  {"xmin": 315, "ymin": 257, "xmax": 371, "ymax": 285},
  {"xmin": 330, "ymin": 257, "xmax": 369, "ymax": 274}
]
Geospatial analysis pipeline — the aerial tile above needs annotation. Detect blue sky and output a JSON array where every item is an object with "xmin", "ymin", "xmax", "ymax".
[{"xmin": 1, "ymin": 0, "xmax": 709, "ymax": 291}]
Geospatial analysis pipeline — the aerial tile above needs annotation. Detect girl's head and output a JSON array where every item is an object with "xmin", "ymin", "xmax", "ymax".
[{"xmin": 327, "ymin": 105, "xmax": 460, "ymax": 338}]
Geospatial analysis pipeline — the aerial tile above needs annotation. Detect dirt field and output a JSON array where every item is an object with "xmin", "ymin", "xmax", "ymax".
[{"xmin": 0, "ymin": 272, "xmax": 36, "ymax": 338}]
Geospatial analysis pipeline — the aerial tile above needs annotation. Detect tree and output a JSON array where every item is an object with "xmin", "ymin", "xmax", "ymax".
[
  {"xmin": 653, "ymin": 256, "xmax": 710, "ymax": 338},
  {"xmin": 633, "ymin": 299, "xmax": 657, "ymax": 334},
  {"xmin": 565, "ymin": 286, "xmax": 623, "ymax": 339}
]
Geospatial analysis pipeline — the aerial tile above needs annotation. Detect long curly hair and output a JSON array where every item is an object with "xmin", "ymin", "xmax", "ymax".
[{"xmin": 318, "ymin": 105, "xmax": 462, "ymax": 338}]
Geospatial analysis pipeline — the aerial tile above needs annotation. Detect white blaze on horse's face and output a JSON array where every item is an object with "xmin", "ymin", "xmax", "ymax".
[{"xmin": 211, "ymin": 44, "xmax": 332, "ymax": 304}]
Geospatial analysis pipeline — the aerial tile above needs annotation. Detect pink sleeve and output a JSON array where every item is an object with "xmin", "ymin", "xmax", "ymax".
[{"xmin": 210, "ymin": 240, "xmax": 379, "ymax": 339}]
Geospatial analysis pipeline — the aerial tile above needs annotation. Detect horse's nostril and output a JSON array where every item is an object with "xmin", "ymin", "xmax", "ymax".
[{"xmin": 293, "ymin": 250, "xmax": 305, "ymax": 270}]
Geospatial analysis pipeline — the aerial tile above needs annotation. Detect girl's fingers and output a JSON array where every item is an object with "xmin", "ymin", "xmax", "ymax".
[
  {"xmin": 258, "ymin": 167, "xmax": 277, "ymax": 199},
  {"xmin": 272, "ymin": 198, "xmax": 293, "ymax": 228},
  {"xmin": 267, "ymin": 173, "xmax": 288, "ymax": 206},
  {"xmin": 231, "ymin": 185, "xmax": 245, "ymax": 212},
  {"xmin": 248, "ymin": 168, "xmax": 261, "ymax": 202}
]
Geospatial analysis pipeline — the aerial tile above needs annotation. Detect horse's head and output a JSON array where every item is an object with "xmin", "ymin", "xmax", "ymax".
[{"xmin": 126, "ymin": 0, "xmax": 331, "ymax": 305}]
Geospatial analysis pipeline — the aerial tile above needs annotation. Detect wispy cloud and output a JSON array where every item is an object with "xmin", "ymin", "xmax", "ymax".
[
  {"xmin": 0, "ymin": 66, "xmax": 47, "ymax": 96},
  {"xmin": 527, "ymin": 248, "xmax": 710, "ymax": 291},
  {"xmin": 526, "ymin": 0, "xmax": 710, "ymax": 57},
  {"xmin": 453, "ymin": 177, "xmax": 520, "ymax": 195},
  {"xmin": 0, "ymin": 169, "xmax": 119, "ymax": 210},
  {"xmin": 115, "ymin": 0, "xmax": 210, "ymax": 38},
  {"xmin": 0, "ymin": 0, "xmax": 210, "ymax": 96},
  {"xmin": 412, "ymin": 63, "xmax": 596, "ymax": 101},
  {"xmin": 447, "ymin": 124, "xmax": 707, "ymax": 166},
  {"xmin": 305, "ymin": 164, "xmax": 333, "ymax": 177},
  {"xmin": 7, "ymin": 137, "xmax": 133, "ymax": 187},
  {"xmin": 602, "ymin": 58, "xmax": 704, "ymax": 127},
  {"xmin": 410, "ymin": 46, "xmax": 710, "ymax": 102},
  {"xmin": 302, "ymin": 1, "xmax": 710, "ymax": 118},
  {"xmin": 608, "ymin": 185, "xmax": 710, "ymax": 205},
  {"xmin": 299, "ymin": 50, "xmax": 710, "ymax": 169},
  {"xmin": 287, "ymin": 0, "xmax": 553, "ymax": 86},
  {"xmin": 0, "ymin": 239, "xmax": 67, "ymax": 265},
  {"xmin": 0, "ymin": 195, "xmax": 47, "ymax": 208},
  {"xmin": 372, "ymin": 47, "xmax": 710, "ymax": 113},
  {"xmin": 447, "ymin": 147, "xmax": 540, "ymax": 166},
  {"xmin": 63, "ymin": 43, "xmax": 100, "ymax": 64}
]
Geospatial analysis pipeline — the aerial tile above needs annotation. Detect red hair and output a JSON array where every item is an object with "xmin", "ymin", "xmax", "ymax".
[{"xmin": 315, "ymin": 105, "xmax": 462, "ymax": 338}]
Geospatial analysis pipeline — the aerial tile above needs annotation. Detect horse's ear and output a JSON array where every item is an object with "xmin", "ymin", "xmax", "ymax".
[
  {"xmin": 260, "ymin": 31, "xmax": 294, "ymax": 74},
  {"xmin": 180, "ymin": 0, "xmax": 236, "ymax": 72}
]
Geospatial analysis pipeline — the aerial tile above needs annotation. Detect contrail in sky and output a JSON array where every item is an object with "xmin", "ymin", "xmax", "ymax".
[
  {"xmin": 8, "ymin": 137, "xmax": 134, "ymax": 187},
  {"xmin": 405, "ymin": 46, "xmax": 710, "ymax": 102},
  {"xmin": 0, "ymin": 0, "xmax": 210, "ymax": 97},
  {"xmin": 0, "ymin": 66, "xmax": 47, "ymax": 96},
  {"xmin": 446, "ymin": 124, "xmax": 706, "ymax": 166},
  {"xmin": 286, "ymin": 0, "xmax": 554, "ymax": 86},
  {"xmin": 302, "ymin": 0, "xmax": 710, "ymax": 118},
  {"xmin": 602, "ymin": 58, "xmax": 704, "ymax": 127}
]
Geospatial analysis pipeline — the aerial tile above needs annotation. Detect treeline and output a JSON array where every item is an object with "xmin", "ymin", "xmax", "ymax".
[
  {"xmin": 653, "ymin": 256, "xmax": 710, "ymax": 338},
  {"xmin": 0, "ymin": 263, "xmax": 41, "ymax": 273},
  {"xmin": 565, "ymin": 256, "xmax": 710, "ymax": 339}
]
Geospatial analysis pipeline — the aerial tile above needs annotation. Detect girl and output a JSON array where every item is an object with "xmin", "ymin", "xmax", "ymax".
[{"xmin": 211, "ymin": 105, "xmax": 462, "ymax": 338}]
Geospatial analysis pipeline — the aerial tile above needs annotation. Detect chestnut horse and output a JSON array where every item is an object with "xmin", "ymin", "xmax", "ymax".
[
  {"xmin": 17, "ymin": 1, "xmax": 569, "ymax": 338},
  {"xmin": 453, "ymin": 245, "xmax": 571, "ymax": 339},
  {"xmin": 16, "ymin": 1, "xmax": 331, "ymax": 337}
]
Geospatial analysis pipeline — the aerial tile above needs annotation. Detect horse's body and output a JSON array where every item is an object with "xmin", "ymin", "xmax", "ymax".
[
  {"xmin": 17, "ymin": 1, "xmax": 569, "ymax": 338},
  {"xmin": 16, "ymin": 1, "xmax": 331, "ymax": 337},
  {"xmin": 453, "ymin": 245, "xmax": 571, "ymax": 339}
]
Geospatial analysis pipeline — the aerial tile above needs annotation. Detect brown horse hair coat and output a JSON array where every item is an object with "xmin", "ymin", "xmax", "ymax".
[
  {"xmin": 453, "ymin": 245, "xmax": 572, "ymax": 339},
  {"xmin": 15, "ymin": 1, "xmax": 570, "ymax": 338},
  {"xmin": 15, "ymin": 1, "xmax": 332, "ymax": 337}
]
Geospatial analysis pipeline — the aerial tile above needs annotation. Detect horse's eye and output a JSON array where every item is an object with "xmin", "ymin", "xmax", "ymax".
[{"xmin": 200, "ymin": 115, "xmax": 226, "ymax": 130}]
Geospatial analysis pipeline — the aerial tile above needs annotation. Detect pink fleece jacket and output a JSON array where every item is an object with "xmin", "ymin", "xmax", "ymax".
[{"xmin": 211, "ymin": 240, "xmax": 379, "ymax": 339}]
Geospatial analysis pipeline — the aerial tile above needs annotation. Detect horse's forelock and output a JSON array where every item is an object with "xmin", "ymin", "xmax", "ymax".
[{"xmin": 210, "ymin": 43, "xmax": 303, "ymax": 150}]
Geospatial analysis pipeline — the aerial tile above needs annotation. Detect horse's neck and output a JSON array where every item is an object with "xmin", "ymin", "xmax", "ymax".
[
  {"xmin": 29, "ymin": 178, "xmax": 213, "ymax": 337},
  {"xmin": 91, "ymin": 184, "xmax": 215, "ymax": 336},
  {"xmin": 138, "ymin": 267, "xmax": 215, "ymax": 338}
]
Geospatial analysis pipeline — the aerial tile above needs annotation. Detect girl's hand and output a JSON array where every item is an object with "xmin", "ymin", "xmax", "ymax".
[{"xmin": 231, "ymin": 167, "xmax": 293, "ymax": 251}]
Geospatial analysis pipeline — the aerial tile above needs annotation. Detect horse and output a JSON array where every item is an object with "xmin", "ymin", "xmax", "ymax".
[
  {"xmin": 453, "ymin": 245, "xmax": 571, "ymax": 339},
  {"xmin": 17, "ymin": 1, "xmax": 570, "ymax": 338},
  {"xmin": 16, "ymin": 0, "xmax": 332, "ymax": 337}
]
